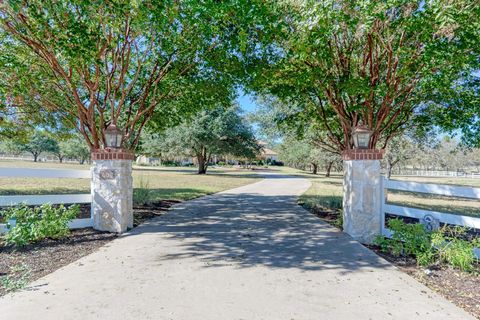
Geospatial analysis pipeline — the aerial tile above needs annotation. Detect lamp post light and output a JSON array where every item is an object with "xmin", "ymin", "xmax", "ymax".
[
  {"xmin": 92, "ymin": 123, "xmax": 134, "ymax": 234},
  {"xmin": 342, "ymin": 121, "xmax": 382, "ymax": 244},
  {"xmin": 352, "ymin": 122, "xmax": 373, "ymax": 149},
  {"xmin": 105, "ymin": 124, "xmax": 123, "ymax": 149}
]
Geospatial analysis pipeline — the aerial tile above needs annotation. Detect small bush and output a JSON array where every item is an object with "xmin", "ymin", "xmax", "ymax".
[
  {"xmin": 270, "ymin": 160, "xmax": 284, "ymax": 166},
  {"xmin": 375, "ymin": 219, "xmax": 479, "ymax": 272},
  {"xmin": 133, "ymin": 176, "xmax": 152, "ymax": 205},
  {"xmin": 432, "ymin": 227, "xmax": 479, "ymax": 272},
  {"xmin": 2, "ymin": 204, "xmax": 78, "ymax": 246},
  {"xmin": 375, "ymin": 219, "xmax": 435, "ymax": 266}
]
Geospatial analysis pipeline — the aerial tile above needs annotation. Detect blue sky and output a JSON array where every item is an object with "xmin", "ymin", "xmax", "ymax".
[{"xmin": 236, "ymin": 89, "xmax": 257, "ymax": 113}]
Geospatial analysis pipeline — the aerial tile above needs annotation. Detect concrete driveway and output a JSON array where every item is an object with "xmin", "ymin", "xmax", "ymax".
[{"xmin": 0, "ymin": 174, "xmax": 474, "ymax": 319}]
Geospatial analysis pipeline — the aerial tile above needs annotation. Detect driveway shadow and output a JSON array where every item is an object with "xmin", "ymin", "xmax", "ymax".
[{"xmin": 128, "ymin": 190, "xmax": 390, "ymax": 274}]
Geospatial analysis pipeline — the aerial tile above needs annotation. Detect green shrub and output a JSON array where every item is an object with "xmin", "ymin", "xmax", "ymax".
[
  {"xmin": 375, "ymin": 219, "xmax": 479, "ymax": 272},
  {"xmin": 2, "ymin": 203, "xmax": 78, "ymax": 246},
  {"xmin": 374, "ymin": 218, "xmax": 435, "ymax": 266},
  {"xmin": 133, "ymin": 176, "xmax": 152, "ymax": 205},
  {"xmin": 432, "ymin": 227, "xmax": 479, "ymax": 272},
  {"xmin": 333, "ymin": 210, "xmax": 343, "ymax": 229}
]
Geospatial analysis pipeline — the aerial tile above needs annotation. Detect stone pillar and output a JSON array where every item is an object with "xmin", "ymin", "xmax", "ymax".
[
  {"xmin": 342, "ymin": 149, "xmax": 384, "ymax": 244},
  {"xmin": 91, "ymin": 149, "xmax": 134, "ymax": 233}
]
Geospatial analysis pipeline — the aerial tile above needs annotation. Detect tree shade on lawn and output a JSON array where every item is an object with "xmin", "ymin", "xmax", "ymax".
[{"xmin": 143, "ymin": 106, "xmax": 260, "ymax": 174}]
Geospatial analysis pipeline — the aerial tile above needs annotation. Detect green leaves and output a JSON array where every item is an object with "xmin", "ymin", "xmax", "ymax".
[
  {"xmin": 0, "ymin": 0, "xmax": 272, "ymax": 149},
  {"xmin": 249, "ymin": 0, "xmax": 480, "ymax": 151},
  {"xmin": 2, "ymin": 203, "xmax": 79, "ymax": 247},
  {"xmin": 146, "ymin": 105, "xmax": 259, "ymax": 173}
]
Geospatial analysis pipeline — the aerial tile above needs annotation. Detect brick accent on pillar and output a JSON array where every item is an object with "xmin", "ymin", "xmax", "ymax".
[
  {"xmin": 342, "ymin": 149, "xmax": 384, "ymax": 161},
  {"xmin": 91, "ymin": 148, "xmax": 135, "ymax": 161}
]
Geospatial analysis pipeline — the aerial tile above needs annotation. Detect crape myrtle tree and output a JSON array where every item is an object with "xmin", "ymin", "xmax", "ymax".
[
  {"xmin": 250, "ymin": 0, "xmax": 480, "ymax": 153},
  {"xmin": 247, "ymin": 0, "xmax": 479, "ymax": 243},
  {"xmin": 418, "ymin": 74, "xmax": 480, "ymax": 148},
  {"xmin": 0, "ymin": 0, "xmax": 276, "ymax": 233},
  {"xmin": 0, "ymin": 0, "xmax": 270, "ymax": 149},
  {"xmin": 158, "ymin": 105, "xmax": 260, "ymax": 174}
]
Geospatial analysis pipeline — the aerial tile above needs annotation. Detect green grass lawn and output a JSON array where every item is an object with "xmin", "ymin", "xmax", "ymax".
[
  {"xmin": 0, "ymin": 160, "xmax": 260, "ymax": 201},
  {"xmin": 286, "ymin": 167, "xmax": 480, "ymax": 218}
]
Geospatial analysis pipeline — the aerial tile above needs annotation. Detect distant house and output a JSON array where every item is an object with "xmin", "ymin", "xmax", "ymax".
[{"xmin": 258, "ymin": 141, "xmax": 278, "ymax": 161}]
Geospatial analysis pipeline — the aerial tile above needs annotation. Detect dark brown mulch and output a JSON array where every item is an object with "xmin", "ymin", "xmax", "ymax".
[
  {"xmin": 300, "ymin": 202, "xmax": 343, "ymax": 228},
  {"xmin": 0, "ymin": 200, "xmax": 179, "ymax": 297},
  {"xmin": 306, "ymin": 205, "xmax": 342, "ymax": 226},
  {"xmin": 303, "ymin": 204, "xmax": 480, "ymax": 319},
  {"xmin": 0, "ymin": 228, "xmax": 117, "ymax": 297},
  {"xmin": 133, "ymin": 200, "xmax": 180, "ymax": 227}
]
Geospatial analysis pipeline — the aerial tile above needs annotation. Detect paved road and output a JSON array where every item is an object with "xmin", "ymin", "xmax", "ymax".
[{"xmin": 0, "ymin": 174, "xmax": 474, "ymax": 319}]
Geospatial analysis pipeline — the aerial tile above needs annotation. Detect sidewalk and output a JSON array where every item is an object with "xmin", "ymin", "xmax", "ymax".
[{"xmin": 0, "ymin": 174, "xmax": 474, "ymax": 319}]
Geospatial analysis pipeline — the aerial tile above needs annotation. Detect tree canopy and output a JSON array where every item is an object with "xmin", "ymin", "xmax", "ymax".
[
  {"xmin": 0, "ymin": 0, "xmax": 274, "ymax": 150},
  {"xmin": 248, "ymin": 0, "xmax": 480, "ymax": 152},
  {"xmin": 151, "ymin": 105, "xmax": 260, "ymax": 174}
]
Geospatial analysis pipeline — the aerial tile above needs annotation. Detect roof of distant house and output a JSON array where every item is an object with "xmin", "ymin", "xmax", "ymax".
[{"xmin": 262, "ymin": 148, "xmax": 278, "ymax": 156}]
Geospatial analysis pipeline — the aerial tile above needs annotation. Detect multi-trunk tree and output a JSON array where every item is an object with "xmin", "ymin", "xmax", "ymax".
[
  {"xmin": 0, "ymin": 0, "xmax": 276, "ymax": 233},
  {"xmin": 0, "ymin": 0, "xmax": 272, "ymax": 150},
  {"xmin": 250, "ymin": 0, "xmax": 479, "ymax": 153}
]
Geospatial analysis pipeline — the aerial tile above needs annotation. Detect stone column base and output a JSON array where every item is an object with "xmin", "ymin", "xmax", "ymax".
[
  {"xmin": 91, "ymin": 150, "xmax": 134, "ymax": 233},
  {"xmin": 342, "ymin": 151, "xmax": 383, "ymax": 244}
]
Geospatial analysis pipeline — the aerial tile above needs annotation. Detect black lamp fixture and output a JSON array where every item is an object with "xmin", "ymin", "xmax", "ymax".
[
  {"xmin": 352, "ymin": 121, "xmax": 373, "ymax": 149},
  {"xmin": 104, "ymin": 124, "xmax": 123, "ymax": 149}
]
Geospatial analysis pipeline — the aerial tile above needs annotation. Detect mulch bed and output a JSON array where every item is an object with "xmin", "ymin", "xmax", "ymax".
[
  {"xmin": 369, "ymin": 246, "xmax": 480, "ymax": 318},
  {"xmin": 0, "ymin": 200, "xmax": 179, "ymax": 297},
  {"xmin": 305, "ymin": 204, "xmax": 341, "ymax": 226},
  {"xmin": 303, "ymin": 204, "xmax": 480, "ymax": 319}
]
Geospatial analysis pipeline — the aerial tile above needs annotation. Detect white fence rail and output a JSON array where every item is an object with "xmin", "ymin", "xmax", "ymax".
[
  {"xmin": 382, "ymin": 178, "xmax": 480, "ymax": 231},
  {"xmin": 382, "ymin": 178, "xmax": 480, "ymax": 258},
  {"xmin": 0, "ymin": 167, "xmax": 92, "ymax": 234},
  {"xmin": 394, "ymin": 169, "xmax": 480, "ymax": 179}
]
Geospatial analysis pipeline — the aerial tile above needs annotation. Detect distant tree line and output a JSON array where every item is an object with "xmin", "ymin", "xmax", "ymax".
[{"xmin": 0, "ymin": 130, "xmax": 90, "ymax": 164}]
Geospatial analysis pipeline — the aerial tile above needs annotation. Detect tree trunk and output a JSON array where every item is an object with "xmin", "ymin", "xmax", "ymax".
[
  {"xmin": 387, "ymin": 160, "xmax": 393, "ymax": 179},
  {"xmin": 325, "ymin": 161, "xmax": 333, "ymax": 177},
  {"xmin": 58, "ymin": 156, "xmax": 64, "ymax": 163},
  {"xmin": 311, "ymin": 163, "xmax": 318, "ymax": 175},
  {"xmin": 33, "ymin": 153, "xmax": 38, "ymax": 162},
  {"xmin": 197, "ymin": 147, "xmax": 209, "ymax": 174},
  {"xmin": 197, "ymin": 155, "xmax": 206, "ymax": 174}
]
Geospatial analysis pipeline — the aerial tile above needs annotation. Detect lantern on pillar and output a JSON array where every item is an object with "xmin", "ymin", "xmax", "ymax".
[
  {"xmin": 352, "ymin": 122, "xmax": 373, "ymax": 149},
  {"xmin": 105, "ymin": 124, "xmax": 123, "ymax": 149}
]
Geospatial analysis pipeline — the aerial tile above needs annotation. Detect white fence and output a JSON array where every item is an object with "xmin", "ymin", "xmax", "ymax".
[
  {"xmin": 382, "ymin": 177, "xmax": 480, "ymax": 233},
  {"xmin": 382, "ymin": 178, "xmax": 480, "ymax": 258},
  {"xmin": 0, "ymin": 167, "xmax": 92, "ymax": 234},
  {"xmin": 394, "ymin": 169, "xmax": 480, "ymax": 179}
]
